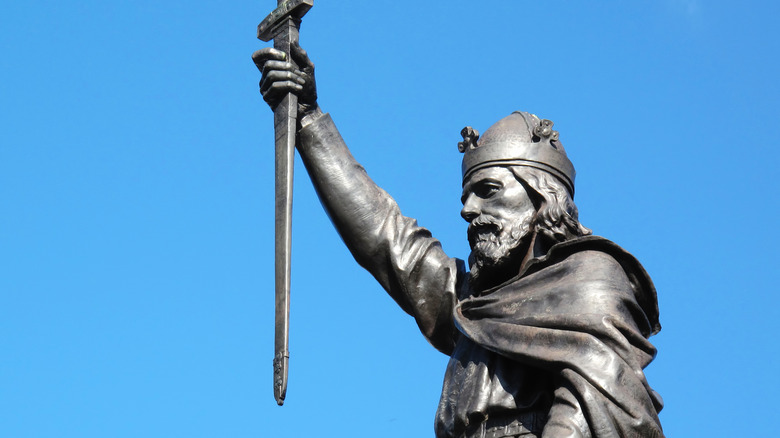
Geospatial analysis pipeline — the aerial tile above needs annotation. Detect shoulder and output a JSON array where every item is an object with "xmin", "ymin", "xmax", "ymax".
[
  {"xmin": 532, "ymin": 236, "xmax": 661, "ymax": 337},
  {"xmin": 563, "ymin": 246, "xmax": 627, "ymax": 276}
]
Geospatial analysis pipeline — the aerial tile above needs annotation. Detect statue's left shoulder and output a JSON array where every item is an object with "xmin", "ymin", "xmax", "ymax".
[{"xmin": 553, "ymin": 235, "xmax": 661, "ymax": 337}]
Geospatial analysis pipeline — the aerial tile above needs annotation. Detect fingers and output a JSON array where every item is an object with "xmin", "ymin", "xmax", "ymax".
[
  {"xmin": 252, "ymin": 47, "xmax": 287, "ymax": 71},
  {"xmin": 261, "ymin": 60, "xmax": 303, "ymax": 78},
  {"xmin": 255, "ymin": 49, "xmax": 305, "ymax": 108},
  {"xmin": 260, "ymin": 71, "xmax": 305, "ymax": 109},
  {"xmin": 291, "ymin": 42, "xmax": 315, "ymax": 71},
  {"xmin": 260, "ymin": 70, "xmax": 304, "ymax": 96},
  {"xmin": 262, "ymin": 81, "xmax": 303, "ymax": 105},
  {"xmin": 253, "ymin": 45, "xmax": 312, "ymax": 71},
  {"xmin": 253, "ymin": 44, "xmax": 317, "ymax": 111}
]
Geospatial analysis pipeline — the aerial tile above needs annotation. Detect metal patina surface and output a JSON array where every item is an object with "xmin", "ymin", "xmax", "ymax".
[
  {"xmin": 256, "ymin": 0, "xmax": 313, "ymax": 406},
  {"xmin": 252, "ymin": 14, "xmax": 664, "ymax": 437}
]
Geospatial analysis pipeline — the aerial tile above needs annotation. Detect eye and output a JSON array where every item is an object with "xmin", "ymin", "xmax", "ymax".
[
  {"xmin": 461, "ymin": 179, "xmax": 503, "ymax": 204},
  {"xmin": 474, "ymin": 181, "xmax": 501, "ymax": 199}
]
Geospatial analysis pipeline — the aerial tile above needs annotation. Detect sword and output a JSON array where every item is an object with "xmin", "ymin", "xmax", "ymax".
[{"xmin": 257, "ymin": 0, "xmax": 313, "ymax": 406}]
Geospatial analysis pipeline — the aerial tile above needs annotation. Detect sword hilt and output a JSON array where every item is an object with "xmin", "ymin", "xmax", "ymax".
[{"xmin": 258, "ymin": 0, "xmax": 313, "ymax": 42}]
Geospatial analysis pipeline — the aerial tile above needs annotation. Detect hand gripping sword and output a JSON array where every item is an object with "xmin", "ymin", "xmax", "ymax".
[{"xmin": 257, "ymin": 0, "xmax": 313, "ymax": 406}]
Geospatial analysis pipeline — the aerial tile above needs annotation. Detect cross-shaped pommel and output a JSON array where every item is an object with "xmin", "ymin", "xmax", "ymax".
[{"xmin": 257, "ymin": 0, "xmax": 314, "ymax": 42}]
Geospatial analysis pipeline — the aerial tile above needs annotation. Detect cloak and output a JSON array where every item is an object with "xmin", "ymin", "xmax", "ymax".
[{"xmin": 452, "ymin": 236, "xmax": 663, "ymax": 438}]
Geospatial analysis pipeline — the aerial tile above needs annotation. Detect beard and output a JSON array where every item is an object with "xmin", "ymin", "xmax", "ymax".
[{"xmin": 467, "ymin": 211, "xmax": 535, "ymax": 291}]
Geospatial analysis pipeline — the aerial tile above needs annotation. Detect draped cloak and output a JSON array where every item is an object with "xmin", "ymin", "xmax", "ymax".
[{"xmin": 445, "ymin": 236, "xmax": 663, "ymax": 438}]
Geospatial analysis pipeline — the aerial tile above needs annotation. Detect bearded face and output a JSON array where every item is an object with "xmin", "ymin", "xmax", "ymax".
[
  {"xmin": 467, "ymin": 209, "xmax": 535, "ymax": 287},
  {"xmin": 461, "ymin": 167, "xmax": 538, "ymax": 291}
]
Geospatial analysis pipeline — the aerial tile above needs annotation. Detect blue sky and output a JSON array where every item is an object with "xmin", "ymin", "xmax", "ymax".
[{"xmin": 1, "ymin": 1, "xmax": 778, "ymax": 436}]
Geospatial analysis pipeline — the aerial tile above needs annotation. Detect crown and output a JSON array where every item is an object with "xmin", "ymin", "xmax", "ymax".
[{"xmin": 459, "ymin": 111, "xmax": 576, "ymax": 196}]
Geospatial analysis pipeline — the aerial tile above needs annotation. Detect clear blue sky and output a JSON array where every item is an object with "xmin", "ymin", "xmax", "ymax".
[{"xmin": 1, "ymin": 1, "xmax": 778, "ymax": 436}]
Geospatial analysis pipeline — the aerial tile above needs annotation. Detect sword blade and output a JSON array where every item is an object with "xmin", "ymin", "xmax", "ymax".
[{"xmin": 272, "ymin": 16, "xmax": 298, "ymax": 407}]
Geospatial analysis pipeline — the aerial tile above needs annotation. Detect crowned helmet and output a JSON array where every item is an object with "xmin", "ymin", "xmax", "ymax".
[{"xmin": 459, "ymin": 111, "xmax": 576, "ymax": 196}]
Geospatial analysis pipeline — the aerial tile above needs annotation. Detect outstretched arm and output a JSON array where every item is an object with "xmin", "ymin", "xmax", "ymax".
[{"xmin": 252, "ymin": 45, "xmax": 461, "ymax": 354}]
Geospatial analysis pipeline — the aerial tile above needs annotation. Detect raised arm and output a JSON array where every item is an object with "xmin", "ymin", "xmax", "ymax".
[{"xmin": 252, "ymin": 44, "xmax": 462, "ymax": 354}]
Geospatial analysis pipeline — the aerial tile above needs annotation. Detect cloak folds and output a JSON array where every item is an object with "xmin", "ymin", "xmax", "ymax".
[{"xmin": 453, "ymin": 237, "xmax": 664, "ymax": 438}]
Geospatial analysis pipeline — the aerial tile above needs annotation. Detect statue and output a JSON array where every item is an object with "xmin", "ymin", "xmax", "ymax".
[{"xmin": 252, "ymin": 42, "xmax": 665, "ymax": 438}]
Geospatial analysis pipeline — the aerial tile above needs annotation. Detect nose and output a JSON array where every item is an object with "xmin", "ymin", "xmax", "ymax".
[{"xmin": 460, "ymin": 194, "xmax": 480, "ymax": 223}]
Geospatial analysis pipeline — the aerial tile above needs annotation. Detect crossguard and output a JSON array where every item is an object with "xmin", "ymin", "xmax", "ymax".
[{"xmin": 258, "ymin": 0, "xmax": 314, "ymax": 41}]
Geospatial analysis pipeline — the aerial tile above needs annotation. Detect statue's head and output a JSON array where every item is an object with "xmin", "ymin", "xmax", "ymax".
[{"xmin": 459, "ymin": 112, "xmax": 591, "ymax": 289}]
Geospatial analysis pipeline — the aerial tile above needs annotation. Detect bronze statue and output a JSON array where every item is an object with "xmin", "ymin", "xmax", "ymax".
[{"xmin": 252, "ymin": 42, "xmax": 664, "ymax": 438}]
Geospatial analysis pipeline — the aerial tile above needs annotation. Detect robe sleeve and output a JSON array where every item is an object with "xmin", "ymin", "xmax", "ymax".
[{"xmin": 298, "ymin": 113, "xmax": 462, "ymax": 354}]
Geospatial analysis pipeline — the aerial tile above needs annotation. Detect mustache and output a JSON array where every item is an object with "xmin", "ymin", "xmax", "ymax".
[{"xmin": 467, "ymin": 215, "xmax": 502, "ymax": 245}]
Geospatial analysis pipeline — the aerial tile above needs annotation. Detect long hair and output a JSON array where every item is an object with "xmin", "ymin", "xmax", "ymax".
[{"xmin": 509, "ymin": 166, "xmax": 592, "ymax": 244}]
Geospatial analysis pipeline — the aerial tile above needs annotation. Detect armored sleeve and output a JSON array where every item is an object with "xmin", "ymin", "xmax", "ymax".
[{"xmin": 297, "ymin": 113, "xmax": 462, "ymax": 354}]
